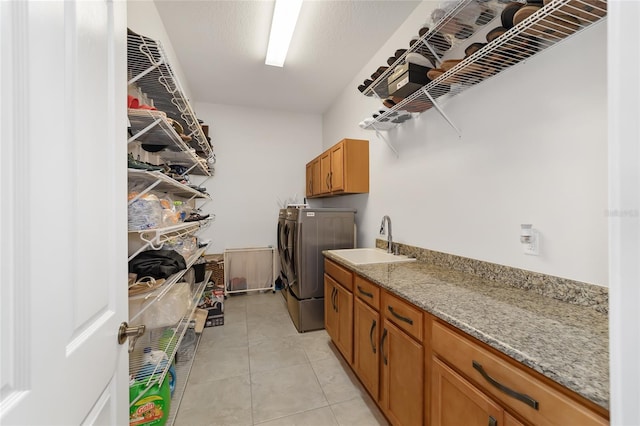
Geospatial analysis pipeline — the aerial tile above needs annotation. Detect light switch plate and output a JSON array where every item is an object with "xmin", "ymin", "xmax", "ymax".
[{"xmin": 523, "ymin": 230, "xmax": 540, "ymax": 256}]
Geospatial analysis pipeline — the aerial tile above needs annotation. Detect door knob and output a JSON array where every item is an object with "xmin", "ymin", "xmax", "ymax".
[{"xmin": 118, "ymin": 322, "xmax": 146, "ymax": 353}]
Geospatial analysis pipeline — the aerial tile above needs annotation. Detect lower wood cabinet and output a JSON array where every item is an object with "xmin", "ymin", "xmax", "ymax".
[
  {"xmin": 324, "ymin": 274, "xmax": 338, "ymax": 345},
  {"xmin": 324, "ymin": 257, "xmax": 609, "ymax": 426},
  {"xmin": 431, "ymin": 321, "xmax": 608, "ymax": 426},
  {"xmin": 380, "ymin": 318, "xmax": 424, "ymax": 426},
  {"xmin": 431, "ymin": 356, "xmax": 505, "ymax": 426},
  {"xmin": 353, "ymin": 297, "xmax": 380, "ymax": 399},
  {"xmin": 324, "ymin": 272, "xmax": 353, "ymax": 363}
]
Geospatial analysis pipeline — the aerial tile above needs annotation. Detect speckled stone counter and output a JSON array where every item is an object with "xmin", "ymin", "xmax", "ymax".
[{"xmin": 323, "ymin": 251, "xmax": 609, "ymax": 411}]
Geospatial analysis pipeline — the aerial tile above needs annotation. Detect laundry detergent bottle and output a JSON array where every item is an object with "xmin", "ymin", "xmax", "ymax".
[{"xmin": 129, "ymin": 366, "xmax": 171, "ymax": 425}]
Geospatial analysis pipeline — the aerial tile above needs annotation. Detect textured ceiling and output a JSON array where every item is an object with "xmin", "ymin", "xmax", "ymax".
[{"xmin": 154, "ymin": 0, "xmax": 422, "ymax": 114}]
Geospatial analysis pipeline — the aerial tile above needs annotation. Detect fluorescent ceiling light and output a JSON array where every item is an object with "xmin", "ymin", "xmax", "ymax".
[{"xmin": 265, "ymin": 0, "xmax": 303, "ymax": 67}]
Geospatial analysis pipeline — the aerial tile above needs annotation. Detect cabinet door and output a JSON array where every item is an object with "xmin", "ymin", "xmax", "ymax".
[
  {"xmin": 431, "ymin": 356, "xmax": 504, "ymax": 426},
  {"xmin": 354, "ymin": 298, "xmax": 380, "ymax": 399},
  {"xmin": 335, "ymin": 282, "xmax": 354, "ymax": 363},
  {"xmin": 306, "ymin": 162, "xmax": 313, "ymax": 197},
  {"xmin": 312, "ymin": 157, "xmax": 322, "ymax": 195},
  {"xmin": 505, "ymin": 413, "xmax": 527, "ymax": 426},
  {"xmin": 381, "ymin": 320, "xmax": 424, "ymax": 426},
  {"xmin": 320, "ymin": 151, "xmax": 331, "ymax": 194},
  {"xmin": 329, "ymin": 141, "xmax": 345, "ymax": 192},
  {"xmin": 324, "ymin": 274, "xmax": 339, "ymax": 343}
]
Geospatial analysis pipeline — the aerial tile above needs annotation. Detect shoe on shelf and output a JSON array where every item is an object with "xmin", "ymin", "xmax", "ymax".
[
  {"xmin": 127, "ymin": 153, "xmax": 149, "ymax": 170},
  {"xmin": 184, "ymin": 213, "xmax": 210, "ymax": 222},
  {"xmin": 127, "ymin": 153, "xmax": 165, "ymax": 172}
]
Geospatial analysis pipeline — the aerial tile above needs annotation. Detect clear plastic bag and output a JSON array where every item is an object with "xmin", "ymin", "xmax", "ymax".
[
  {"xmin": 128, "ymin": 191, "xmax": 163, "ymax": 230},
  {"xmin": 163, "ymin": 236, "xmax": 197, "ymax": 260},
  {"xmin": 129, "ymin": 282, "xmax": 192, "ymax": 329},
  {"xmin": 158, "ymin": 193, "xmax": 180, "ymax": 227}
]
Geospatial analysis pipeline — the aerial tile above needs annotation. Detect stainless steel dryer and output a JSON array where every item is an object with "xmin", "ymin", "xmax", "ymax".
[{"xmin": 284, "ymin": 207, "xmax": 356, "ymax": 332}]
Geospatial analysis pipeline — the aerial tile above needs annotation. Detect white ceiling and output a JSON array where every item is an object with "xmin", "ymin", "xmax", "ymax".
[{"xmin": 154, "ymin": 0, "xmax": 422, "ymax": 114}]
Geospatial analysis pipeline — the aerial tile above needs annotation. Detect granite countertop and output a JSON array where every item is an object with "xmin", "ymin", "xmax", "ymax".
[{"xmin": 323, "ymin": 251, "xmax": 609, "ymax": 410}]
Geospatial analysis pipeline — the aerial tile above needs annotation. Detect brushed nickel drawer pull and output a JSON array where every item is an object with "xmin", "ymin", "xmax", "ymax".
[
  {"xmin": 380, "ymin": 328, "xmax": 388, "ymax": 365},
  {"xmin": 472, "ymin": 361, "xmax": 539, "ymax": 410},
  {"xmin": 358, "ymin": 285, "xmax": 374, "ymax": 299},
  {"xmin": 488, "ymin": 415, "xmax": 497, "ymax": 426},
  {"xmin": 332, "ymin": 287, "xmax": 338, "ymax": 313},
  {"xmin": 331, "ymin": 287, "xmax": 337, "ymax": 312},
  {"xmin": 369, "ymin": 319, "xmax": 377, "ymax": 354},
  {"xmin": 388, "ymin": 306, "xmax": 413, "ymax": 325}
]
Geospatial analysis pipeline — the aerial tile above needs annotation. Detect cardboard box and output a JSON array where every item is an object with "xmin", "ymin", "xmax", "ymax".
[
  {"xmin": 387, "ymin": 62, "xmax": 430, "ymax": 98},
  {"xmin": 197, "ymin": 284, "xmax": 224, "ymax": 327}
]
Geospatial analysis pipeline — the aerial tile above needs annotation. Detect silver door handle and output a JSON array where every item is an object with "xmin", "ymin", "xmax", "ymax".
[{"xmin": 118, "ymin": 322, "xmax": 146, "ymax": 353}]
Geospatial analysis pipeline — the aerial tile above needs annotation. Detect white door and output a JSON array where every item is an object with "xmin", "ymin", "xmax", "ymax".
[{"xmin": 1, "ymin": 1, "xmax": 128, "ymax": 425}]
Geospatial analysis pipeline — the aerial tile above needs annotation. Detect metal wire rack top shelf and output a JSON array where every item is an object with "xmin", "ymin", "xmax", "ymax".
[
  {"xmin": 127, "ymin": 29, "xmax": 213, "ymax": 160},
  {"xmin": 128, "ymin": 109, "xmax": 211, "ymax": 176},
  {"xmin": 360, "ymin": 0, "xmax": 607, "ymax": 131},
  {"xmin": 362, "ymin": 0, "xmax": 515, "ymax": 98}
]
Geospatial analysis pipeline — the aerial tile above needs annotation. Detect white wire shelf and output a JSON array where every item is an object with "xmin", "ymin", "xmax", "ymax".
[
  {"xmin": 129, "ymin": 270, "xmax": 212, "ymax": 409},
  {"xmin": 128, "ymin": 169, "xmax": 211, "ymax": 202},
  {"xmin": 128, "ymin": 109, "xmax": 211, "ymax": 176},
  {"xmin": 127, "ymin": 30, "xmax": 213, "ymax": 159},
  {"xmin": 363, "ymin": 0, "xmax": 515, "ymax": 98},
  {"xmin": 128, "ymin": 218, "xmax": 213, "ymax": 262},
  {"xmin": 361, "ymin": 0, "xmax": 607, "ymax": 131},
  {"xmin": 165, "ymin": 331, "xmax": 202, "ymax": 426},
  {"xmin": 128, "ymin": 245, "xmax": 210, "ymax": 325}
]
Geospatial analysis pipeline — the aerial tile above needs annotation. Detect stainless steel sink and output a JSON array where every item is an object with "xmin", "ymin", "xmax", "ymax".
[{"xmin": 328, "ymin": 248, "xmax": 416, "ymax": 265}]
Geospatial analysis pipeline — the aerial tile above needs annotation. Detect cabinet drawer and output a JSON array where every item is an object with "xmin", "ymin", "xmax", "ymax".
[
  {"xmin": 382, "ymin": 291, "xmax": 423, "ymax": 341},
  {"xmin": 431, "ymin": 321, "xmax": 607, "ymax": 426},
  {"xmin": 354, "ymin": 275, "xmax": 380, "ymax": 310},
  {"xmin": 324, "ymin": 259, "xmax": 353, "ymax": 291}
]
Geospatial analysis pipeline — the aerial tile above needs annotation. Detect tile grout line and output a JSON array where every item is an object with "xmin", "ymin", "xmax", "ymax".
[{"xmin": 241, "ymin": 300, "xmax": 256, "ymax": 426}]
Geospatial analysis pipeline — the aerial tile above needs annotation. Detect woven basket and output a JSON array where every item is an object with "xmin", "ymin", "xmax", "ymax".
[{"xmin": 204, "ymin": 254, "xmax": 224, "ymax": 287}]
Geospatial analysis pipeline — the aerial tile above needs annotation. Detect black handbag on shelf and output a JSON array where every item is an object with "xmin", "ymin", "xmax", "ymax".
[{"xmin": 128, "ymin": 249, "xmax": 187, "ymax": 279}]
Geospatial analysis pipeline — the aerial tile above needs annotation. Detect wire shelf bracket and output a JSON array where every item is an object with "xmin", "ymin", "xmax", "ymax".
[
  {"xmin": 422, "ymin": 87, "xmax": 461, "ymax": 137},
  {"xmin": 373, "ymin": 126, "xmax": 399, "ymax": 158}
]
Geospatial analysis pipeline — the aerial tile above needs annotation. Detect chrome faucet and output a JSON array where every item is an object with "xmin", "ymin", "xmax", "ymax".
[{"xmin": 379, "ymin": 215, "xmax": 393, "ymax": 253}]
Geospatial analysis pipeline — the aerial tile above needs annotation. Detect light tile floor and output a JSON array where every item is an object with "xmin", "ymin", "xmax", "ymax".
[{"xmin": 175, "ymin": 291, "xmax": 388, "ymax": 426}]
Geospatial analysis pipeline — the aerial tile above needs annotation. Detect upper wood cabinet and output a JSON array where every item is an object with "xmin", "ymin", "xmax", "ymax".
[
  {"xmin": 306, "ymin": 138, "xmax": 369, "ymax": 198},
  {"xmin": 305, "ymin": 156, "xmax": 321, "ymax": 198}
]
